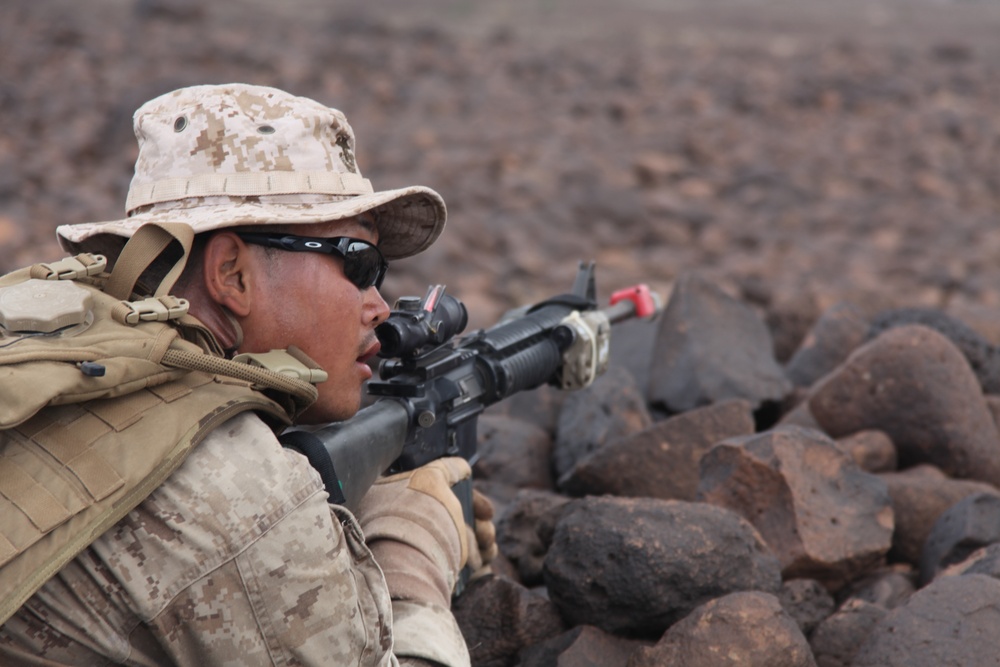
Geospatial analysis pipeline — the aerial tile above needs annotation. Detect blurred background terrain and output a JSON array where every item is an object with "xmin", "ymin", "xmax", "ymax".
[{"xmin": 1, "ymin": 0, "xmax": 999, "ymax": 333}]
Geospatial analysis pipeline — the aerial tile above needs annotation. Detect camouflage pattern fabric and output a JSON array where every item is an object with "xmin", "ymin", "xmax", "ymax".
[
  {"xmin": 56, "ymin": 84, "xmax": 447, "ymax": 262},
  {"xmin": 0, "ymin": 412, "xmax": 468, "ymax": 666}
]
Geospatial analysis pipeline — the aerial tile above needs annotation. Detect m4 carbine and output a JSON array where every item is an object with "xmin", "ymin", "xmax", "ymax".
[{"xmin": 279, "ymin": 262, "xmax": 658, "ymax": 513}]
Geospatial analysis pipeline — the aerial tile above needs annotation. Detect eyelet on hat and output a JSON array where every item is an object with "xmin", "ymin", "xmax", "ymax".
[
  {"xmin": 173, "ymin": 116, "xmax": 187, "ymax": 132},
  {"xmin": 258, "ymin": 125, "xmax": 276, "ymax": 134}
]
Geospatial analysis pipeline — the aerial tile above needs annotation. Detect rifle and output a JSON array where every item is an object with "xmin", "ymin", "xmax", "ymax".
[{"xmin": 279, "ymin": 261, "xmax": 658, "ymax": 521}]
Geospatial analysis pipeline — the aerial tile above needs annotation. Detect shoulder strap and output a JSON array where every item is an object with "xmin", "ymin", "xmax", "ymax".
[{"xmin": 105, "ymin": 223, "xmax": 195, "ymax": 300}]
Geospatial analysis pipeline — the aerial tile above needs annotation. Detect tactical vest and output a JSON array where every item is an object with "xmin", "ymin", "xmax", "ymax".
[{"xmin": 0, "ymin": 223, "xmax": 323, "ymax": 625}]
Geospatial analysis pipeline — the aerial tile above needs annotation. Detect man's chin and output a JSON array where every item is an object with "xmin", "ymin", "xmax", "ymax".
[{"xmin": 297, "ymin": 395, "xmax": 362, "ymax": 425}]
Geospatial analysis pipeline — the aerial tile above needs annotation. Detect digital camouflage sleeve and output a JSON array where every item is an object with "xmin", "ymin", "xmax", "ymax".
[{"xmin": 0, "ymin": 412, "xmax": 470, "ymax": 666}]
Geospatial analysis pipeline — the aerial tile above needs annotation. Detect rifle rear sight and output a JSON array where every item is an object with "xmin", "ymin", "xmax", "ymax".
[{"xmin": 375, "ymin": 285, "xmax": 468, "ymax": 359}]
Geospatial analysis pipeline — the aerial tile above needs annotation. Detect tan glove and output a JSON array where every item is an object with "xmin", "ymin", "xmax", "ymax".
[
  {"xmin": 469, "ymin": 489, "xmax": 498, "ymax": 580},
  {"xmin": 354, "ymin": 457, "xmax": 472, "ymax": 609}
]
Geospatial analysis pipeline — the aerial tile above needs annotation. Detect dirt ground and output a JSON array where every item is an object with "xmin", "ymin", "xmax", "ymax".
[{"xmin": 2, "ymin": 0, "xmax": 999, "ymax": 331}]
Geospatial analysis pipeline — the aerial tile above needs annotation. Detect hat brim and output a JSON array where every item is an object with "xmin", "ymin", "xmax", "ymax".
[{"xmin": 56, "ymin": 185, "xmax": 446, "ymax": 261}]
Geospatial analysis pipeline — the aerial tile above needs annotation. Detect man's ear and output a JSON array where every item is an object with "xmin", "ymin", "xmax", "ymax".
[{"xmin": 202, "ymin": 231, "xmax": 255, "ymax": 317}]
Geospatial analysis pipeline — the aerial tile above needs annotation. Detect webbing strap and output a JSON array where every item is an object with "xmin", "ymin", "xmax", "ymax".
[
  {"xmin": 0, "ymin": 534, "xmax": 15, "ymax": 567},
  {"xmin": 33, "ymin": 414, "xmax": 123, "ymax": 502},
  {"xmin": 0, "ymin": 460, "xmax": 71, "ymax": 534},
  {"xmin": 126, "ymin": 171, "xmax": 374, "ymax": 211},
  {"xmin": 104, "ymin": 223, "xmax": 195, "ymax": 300},
  {"xmin": 87, "ymin": 390, "xmax": 163, "ymax": 432}
]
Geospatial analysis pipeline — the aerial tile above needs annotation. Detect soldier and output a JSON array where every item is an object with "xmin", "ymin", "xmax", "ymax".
[{"xmin": 0, "ymin": 83, "xmax": 494, "ymax": 666}]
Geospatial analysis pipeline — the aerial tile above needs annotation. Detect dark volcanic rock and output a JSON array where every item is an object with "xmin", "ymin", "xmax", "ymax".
[
  {"xmin": 559, "ymin": 399, "xmax": 755, "ymax": 500},
  {"xmin": 878, "ymin": 464, "xmax": 1000, "ymax": 565},
  {"xmin": 698, "ymin": 425, "xmax": 893, "ymax": 590},
  {"xmin": 627, "ymin": 591, "xmax": 817, "ymax": 667},
  {"xmin": 851, "ymin": 574, "xmax": 1000, "ymax": 667},
  {"xmin": 833, "ymin": 429, "xmax": 897, "ymax": 474},
  {"xmin": 868, "ymin": 306, "xmax": 1000, "ymax": 394},
  {"xmin": 647, "ymin": 272, "xmax": 792, "ymax": 414},
  {"xmin": 520, "ymin": 625, "xmax": 650, "ymax": 667},
  {"xmin": 777, "ymin": 578, "xmax": 837, "ymax": 637},
  {"xmin": 453, "ymin": 575, "xmax": 568, "ymax": 667},
  {"xmin": 608, "ymin": 315, "xmax": 662, "ymax": 399},
  {"xmin": 809, "ymin": 324, "xmax": 1000, "ymax": 486},
  {"xmin": 552, "ymin": 365, "xmax": 652, "ymax": 483},
  {"xmin": 486, "ymin": 383, "xmax": 568, "ymax": 437},
  {"xmin": 784, "ymin": 302, "xmax": 869, "ymax": 390},
  {"xmin": 837, "ymin": 564, "xmax": 917, "ymax": 610},
  {"xmin": 939, "ymin": 542, "xmax": 1000, "ymax": 580},
  {"xmin": 766, "ymin": 290, "xmax": 822, "ymax": 365},
  {"xmin": 495, "ymin": 488, "xmax": 571, "ymax": 586},
  {"xmin": 543, "ymin": 496, "xmax": 782, "ymax": 637},
  {"xmin": 920, "ymin": 491, "xmax": 1000, "ymax": 584},
  {"xmin": 808, "ymin": 599, "xmax": 887, "ymax": 667},
  {"xmin": 474, "ymin": 413, "xmax": 555, "ymax": 491}
]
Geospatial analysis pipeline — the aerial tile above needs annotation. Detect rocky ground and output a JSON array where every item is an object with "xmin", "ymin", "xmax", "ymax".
[{"xmin": 3, "ymin": 0, "xmax": 1000, "ymax": 664}]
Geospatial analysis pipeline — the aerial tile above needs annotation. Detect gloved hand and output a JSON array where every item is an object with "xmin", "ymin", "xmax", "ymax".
[
  {"xmin": 469, "ymin": 488, "xmax": 498, "ymax": 580},
  {"xmin": 354, "ymin": 457, "xmax": 472, "ymax": 609}
]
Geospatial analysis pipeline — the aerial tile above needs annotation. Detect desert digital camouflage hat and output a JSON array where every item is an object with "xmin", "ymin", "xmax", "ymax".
[{"xmin": 56, "ymin": 83, "xmax": 446, "ymax": 260}]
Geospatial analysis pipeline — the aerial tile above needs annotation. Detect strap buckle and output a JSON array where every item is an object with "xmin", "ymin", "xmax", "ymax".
[
  {"xmin": 120, "ymin": 295, "xmax": 189, "ymax": 324},
  {"xmin": 32, "ymin": 254, "xmax": 107, "ymax": 281}
]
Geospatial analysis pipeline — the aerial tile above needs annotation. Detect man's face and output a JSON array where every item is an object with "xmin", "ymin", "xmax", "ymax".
[{"xmin": 239, "ymin": 215, "xmax": 391, "ymax": 424}]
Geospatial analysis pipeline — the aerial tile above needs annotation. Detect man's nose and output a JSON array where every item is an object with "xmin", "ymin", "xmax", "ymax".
[{"xmin": 367, "ymin": 287, "xmax": 391, "ymax": 325}]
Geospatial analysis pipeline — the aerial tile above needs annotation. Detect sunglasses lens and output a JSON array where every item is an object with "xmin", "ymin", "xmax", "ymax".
[{"xmin": 343, "ymin": 241, "xmax": 387, "ymax": 289}]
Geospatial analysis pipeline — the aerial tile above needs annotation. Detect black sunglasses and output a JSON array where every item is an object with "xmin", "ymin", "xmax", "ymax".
[{"xmin": 236, "ymin": 232, "xmax": 389, "ymax": 290}]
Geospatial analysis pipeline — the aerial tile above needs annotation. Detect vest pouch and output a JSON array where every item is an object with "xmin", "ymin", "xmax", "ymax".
[{"xmin": 0, "ymin": 267, "xmax": 193, "ymax": 430}]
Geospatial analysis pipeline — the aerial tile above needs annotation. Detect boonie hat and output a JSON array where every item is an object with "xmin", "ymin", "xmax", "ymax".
[{"xmin": 56, "ymin": 83, "xmax": 446, "ymax": 261}]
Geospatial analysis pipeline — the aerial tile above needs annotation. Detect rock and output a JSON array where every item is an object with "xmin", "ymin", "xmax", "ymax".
[
  {"xmin": 627, "ymin": 591, "xmax": 817, "ymax": 667},
  {"xmin": 608, "ymin": 315, "xmax": 662, "ymax": 398},
  {"xmin": 851, "ymin": 574, "xmax": 1000, "ymax": 667},
  {"xmin": 784, "ymin": 302, "xmax": 869, "ymax": 389},
  {"xmin": 808, "ymin": 599, "xmax": 886, "ymax": 667},
  {"xmin": 486, "ymin": 383, "xmax": 568, "ymax": 437},
  {"xmin": 552, "ymin": 365, "xmax": 652, "ymax": 482},
  {"xmin": 867, "ymin": 306, "xmax": 1000, "ymax": 394},
  {"xmin": 520, "ymin": 625, "xmax": 651, "ymax": 667},
  {"xmin": 766, "ymin": 290, "xmax": 821, "ymax": 365},
  {"xmin": 559, "ymin": 399, "xmax": 755, "ymax": 500},
  {"xmin": 878, "ymin": 464, "xmax": 1000, "ymax": 565},
  {"xmin": 474, "ymin": 479, "xmax": 523, "ymax": 519},
  {"xmin": 698, "ymin": 425, "xmax": 894, "ymax": 590},
  {"xmin": 947, "ymin": 301, "xmax": 1000, "ymax": 348},
  {"xmin": 475, "ymin": 413, "xmax": 555, "ymax": 491},
  {"xmin": 939, "ymin": 542, "xmax": 1000, "ymax": 580},
  {"xmin": 837, "ymin": 564, "xmax": 917, "ymax": 610},
  {"xmin": 543, "ymin": 496, "xmax": 781, "ymax": 637},
  {"xmin": 833, "ymin": 429, "xmax": 897, "ymax": 473},
  {"xmin": 133, "ymin": 0, "xmax": 206, "ymax": 22},
  {"xmin": 495, "ymin": 489, "xmax": 571, "ymax": 586},
  {"xmin": 452, "ymin": 575, "xmax": 568, "ymax": 667},
  {"xmin": 647, "ymin": 272, "xmax": 792, "ymax": 414},
  {"xmin": 920, "ymin": 491, "xmax": 1000, "ymax": 584},
  {"xmin": 809, "ymin": 325, "xmax": 1000, "ymax": 486},
  {"xmin": 777, "ymin": 578, "xmax": 836, "ymax": 637}
]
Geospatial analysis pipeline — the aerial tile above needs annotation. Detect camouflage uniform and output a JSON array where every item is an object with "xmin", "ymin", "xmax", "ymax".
[
  {"xmin": 0, "ymin": 411, "xmax": 469, "ymax": 666},
  {"xmin": 0, "ymin": 84, "xmax": 470, "ymax": 666}
]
